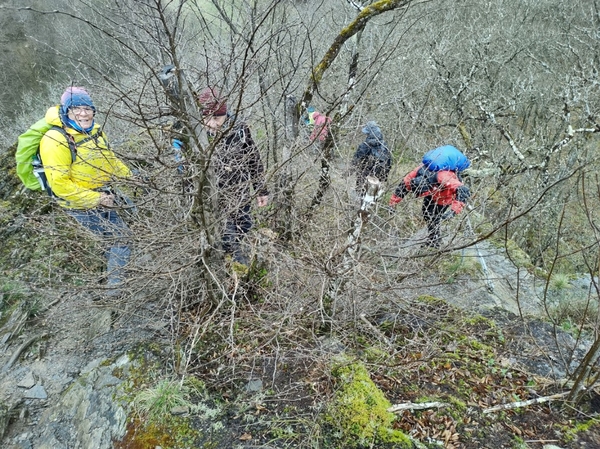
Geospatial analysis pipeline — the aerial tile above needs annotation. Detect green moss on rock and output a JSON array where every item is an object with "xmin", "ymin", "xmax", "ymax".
[
  {"xmin": 416, "ymin": 294, "xmax": 446, "ymax": 306},
  {"xmin": 325, "ymin": 361, "xmax": 411, "ymax": 448}
]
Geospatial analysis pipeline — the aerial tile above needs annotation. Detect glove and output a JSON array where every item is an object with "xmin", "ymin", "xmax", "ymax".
[
  {"xmin": 456, "ymin": 185, "xmax": 471, "ymax": 203},
  {"xmin": 389, "ymin": 194, "xmax": 402, "ymax": 207},
  {"xmin": 450, "ymin": 201, "xmax": 464, "ymax": 214},
  {"xmin": 172, "ymin": 139, "xmax": 184, "ymax": 150}
]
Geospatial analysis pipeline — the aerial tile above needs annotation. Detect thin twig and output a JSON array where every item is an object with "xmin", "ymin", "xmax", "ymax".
[
  {"xmin": 482, "ymin": 392, "xmax": 568, "ymax": 414},
  {"xmin": 359, "ymin": 314, "xmax": 391, "ymax": 346},
  {"xmin": 2, "ymin": 333, "xmax": 47, "ymax": 373},
  {"xmin": 388, "ymin": 401, "xmax": 449, "ymax": 413},
  {"xmin": 38, "ymin": 297, "xmax": 61, "ymax": 314}
]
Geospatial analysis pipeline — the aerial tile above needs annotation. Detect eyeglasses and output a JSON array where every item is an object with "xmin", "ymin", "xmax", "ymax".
[{"xmin": 70, "ymin": 106, "xmax": 94, "ymax": 114}]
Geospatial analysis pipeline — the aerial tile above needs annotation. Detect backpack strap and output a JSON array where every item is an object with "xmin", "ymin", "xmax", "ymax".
[
  {"xmin": 410, "ymin": 166, "xmax": 440, "ymax": 195},
  {"xmin": 47, "ymin": 126, "xmax": 101, "ymax": 163},
  {"xmin": 39, "ymin": 127, "xmax": 101, "ymax": 198}
]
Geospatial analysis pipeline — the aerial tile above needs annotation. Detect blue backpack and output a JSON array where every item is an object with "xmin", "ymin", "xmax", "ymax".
[
  {"xmin": 422, "ymin": 145, "xmax": 470, "ymax": 172},
  {"xmin": 410, "ymin": 145, "xmax": 470, "ymax": 195}
]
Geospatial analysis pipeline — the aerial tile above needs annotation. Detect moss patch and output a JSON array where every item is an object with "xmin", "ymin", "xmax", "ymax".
[{"xmin": 324, "ymin": 361, "xmax": 411, "ymax": 448}]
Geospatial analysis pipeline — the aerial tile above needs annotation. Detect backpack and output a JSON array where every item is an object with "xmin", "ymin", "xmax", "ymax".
[
  {"xmin": 370, "ymin": 142, "xmax": 390, "ymax": 164},
  {"xmin": 410, "ymin": 146, "xmax": 470, "ymax": 195},
  {"xmin": 15, "ymin": 119, "xmax": 95, "ymax": 196},
  {"xmin": 422, "ymin": 145, "xmax": 470, "ymax": 172}
]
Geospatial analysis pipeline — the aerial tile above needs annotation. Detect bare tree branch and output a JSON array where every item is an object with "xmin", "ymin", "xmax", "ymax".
[
  {"xmin": 298, "ymin": 0, "xmax": 414, "ymax": 110},
  {"xmin": 482, "ymin": 392, "xmax": 569, "ymax": 414}
]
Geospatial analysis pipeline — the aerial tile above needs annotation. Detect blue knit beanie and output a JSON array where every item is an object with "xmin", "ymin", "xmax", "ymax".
[
  {"xmin": 61, "ymin": 87, "xmax": 95, "ymax": 111},
  {"xmin": 59, "ymin": 87, "xmax": 96, "ymax": 132}
]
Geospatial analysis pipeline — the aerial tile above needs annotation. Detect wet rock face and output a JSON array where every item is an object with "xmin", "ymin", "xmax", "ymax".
[
  {"xmin": 3, "ymin": 354, "xmax": 130, "ymax": 449},
  {"xmin": 0, "ymin": 294, "xmax": 165, "ymax": 449},
  {"xmin": 36, "ymin": 357, "xmax": 129, "ymax": 449},
  {"xmin": 486, "ymin": 309, "xmax": 589, "ymax": 380}
]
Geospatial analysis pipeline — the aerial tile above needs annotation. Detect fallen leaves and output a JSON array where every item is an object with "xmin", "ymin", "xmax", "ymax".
[{"xmin": 239, "ymin": 432, "xmax": 252, "ymax": 441}]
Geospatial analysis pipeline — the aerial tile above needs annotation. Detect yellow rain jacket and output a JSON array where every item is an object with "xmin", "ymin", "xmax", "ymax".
[{"xmin": 39, "ymin": 106, "xmax": 131, "ymax": 209}]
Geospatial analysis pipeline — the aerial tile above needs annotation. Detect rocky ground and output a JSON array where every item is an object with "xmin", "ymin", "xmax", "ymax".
[
  {"xmin": 1, "ymin": 234, "xmax": 599, "ymax": 448},
  {"xmin": 0, "ymin": 289, "xmax": 171, "ymax": 448}
]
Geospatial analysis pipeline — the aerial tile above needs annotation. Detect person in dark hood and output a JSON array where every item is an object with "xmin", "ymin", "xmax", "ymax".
[
  {"xmin": 352, "ymin": 121, "xmax": 392, "ymax": 195},
  {"xmin": 198, "ymin": 87, "xmax": 269, "ymax": 265}
]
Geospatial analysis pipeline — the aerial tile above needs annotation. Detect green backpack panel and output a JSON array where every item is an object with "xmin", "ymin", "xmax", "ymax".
[
  {"xmin": 15, "ymin": 118, "xmax": 53, "ymax": 190},
  {"xmin": 15, "ymin": 119, "xmax": 78, "ymax": 195}
]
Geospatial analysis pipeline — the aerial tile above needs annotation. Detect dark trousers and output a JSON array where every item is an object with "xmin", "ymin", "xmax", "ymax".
[
  {"xmin": 222, "ymin": 203, "xmax": 252, "ymax": 259},
  {"xmin": 422, "ymin": 196, "xmax": 448, "ymax": 246}
]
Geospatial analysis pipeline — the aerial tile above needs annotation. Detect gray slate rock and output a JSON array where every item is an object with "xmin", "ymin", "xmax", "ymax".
[
  {"xmin": 17, "ymin": 371, "xmax": 35, "ymax": 389},
  {"xmin": 245, "ymin": 379, "xmax": 263, "ymax": 393},
  {"xmin": 35, "ymin": 355, "xmax": 130, "ymax": 449},
  {"xmin": 23, "ymin": 385, "xmax": 47, "ymax": 399}
]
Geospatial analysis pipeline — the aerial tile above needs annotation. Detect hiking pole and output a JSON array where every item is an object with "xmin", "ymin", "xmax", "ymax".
[{"xmin": 464, "ymin": 206, "xmax": 494, "ymax": 293}]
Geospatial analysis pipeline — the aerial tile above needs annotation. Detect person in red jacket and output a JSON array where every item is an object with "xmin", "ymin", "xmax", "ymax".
[
  {"xmin": 389, "ymin": 163, "xmax": 470, "ymax": 248},
  {"xmin": 309, "ymin": 111, "xmax": 331, "ymax": 144}
]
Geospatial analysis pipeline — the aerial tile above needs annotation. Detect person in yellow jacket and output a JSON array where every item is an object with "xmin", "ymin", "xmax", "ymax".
[{"xmin": 39, "ymin": 86, "xmax": 132, "ymax": 299}]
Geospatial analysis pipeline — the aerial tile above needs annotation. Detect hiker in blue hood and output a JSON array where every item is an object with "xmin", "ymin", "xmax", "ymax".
[{"xmin": 352, "ymin": 121, "xmax": 392, "ymax": 195}]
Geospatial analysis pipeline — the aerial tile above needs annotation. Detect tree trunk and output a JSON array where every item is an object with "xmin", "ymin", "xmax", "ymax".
[
  {"xmin": 274, "ymin": 95, "xmax": 299, "ymax": 241},
  {"xmin": 159, "ymin": 64, "xmax": 222, "ymax": 305},
  {"xmin": 323, "ymin": 177, "xmax": 382, "ymax": 323}
]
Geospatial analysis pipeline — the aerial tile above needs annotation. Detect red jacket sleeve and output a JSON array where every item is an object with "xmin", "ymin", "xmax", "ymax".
[
  {"xmin": 393, "ymin": 165, "xmax": 422, "ymax": 198},
  {"xmin": 403, "ymin": 166, "xmax": 421, "ymax": 190}
]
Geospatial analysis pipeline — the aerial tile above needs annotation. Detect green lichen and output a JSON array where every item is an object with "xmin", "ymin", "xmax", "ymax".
[
  {"xmin": 363, "ymin": 346, "xmax": 391, "ymax": 364},
  {"xmin": 324, "ymin": 361, "xmax": 411, "ymax": 448},
  {"xmin": 489, "ymin": 237, "xmax": 532, "ymax": 269},
  {"xmin": 416, "ymin": 294, "xmax": 446, "ymax": 306},
  {"xmin": 447, "ymin": 395, "xmax": 467, "ymax": 412},
  {"xmin": 464, "ymin": 315, "xmax": 495, "ymax": 327},
  {"xmin": 439, "ymin": 253, "xmax": 481, "ymax": 282},
  {"xmin": 115, "ymin": 415, "xmax": 200, "ymax": 449},
  {"xmin": 561, "ymin": 417, "xmax": 600, "ymax": 443}
]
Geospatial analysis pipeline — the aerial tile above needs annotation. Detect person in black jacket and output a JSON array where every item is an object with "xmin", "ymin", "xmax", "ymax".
[
  {"xmin": 198, "ymin": 87, "xmax": 269, "ymax": 265},
  {"xmin": 352, "ymin": 121, "xmax": 392, "ymax": 195}
]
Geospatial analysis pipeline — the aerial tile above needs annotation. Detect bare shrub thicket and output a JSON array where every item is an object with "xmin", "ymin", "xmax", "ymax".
[{"xmin": 3, "ymin": 0, "xmax": 600, "ymax": 406}]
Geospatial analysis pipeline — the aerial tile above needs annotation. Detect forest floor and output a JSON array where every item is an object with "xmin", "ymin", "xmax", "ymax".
[
  {"xmin": 2, "ymin": 233, "xmax": 600, "ymax": 448},
  {"xmin": 1, "ymin": 155, "xmax": 600, "ymax": 448}
]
